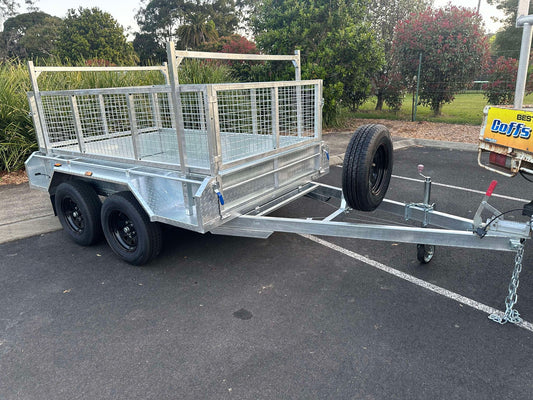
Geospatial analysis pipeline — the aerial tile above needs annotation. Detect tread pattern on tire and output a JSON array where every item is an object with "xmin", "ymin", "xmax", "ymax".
[
  {"xmin": 55, "ymin": 180, "xmax": 102, "ymax": 246},
  {"xmin": 342, "ymin": 124, "xmax": 393, "ymax": 211}
]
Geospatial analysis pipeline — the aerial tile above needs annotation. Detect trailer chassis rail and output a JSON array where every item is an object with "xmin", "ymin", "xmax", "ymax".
[{"xmin": 215, "ymin": 182, "xmax": 528, "ymax": 252}]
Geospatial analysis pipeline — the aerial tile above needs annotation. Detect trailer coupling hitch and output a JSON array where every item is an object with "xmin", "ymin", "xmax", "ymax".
[{"xmin": 472, "ymin": 180, "xmax": 532, "ymax": 239}]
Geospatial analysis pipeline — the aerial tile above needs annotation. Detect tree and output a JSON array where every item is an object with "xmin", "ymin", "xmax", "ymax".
[
  {"xmin": 367, "ymin": 0, "xmax": 433, "ymax": 110},
  {"xmin": 484, "ymin": 57, "xmax": 519, "ymax": 104},
  {"xmin": 134, "ymin": 0, "xmax": 240, "ymax": 57},
  {"xmin": 133, "ymin": 33, "xmax": 167, "ymax": 64},
  {"xmin": 252, "ymin": 0, "xmax": 383, "ymax": 124},
  {"xmin": 393, "ymin": 6, "xmax": 490, "ymax": 116},
  {"xmin": 56, "ymin": 7, "xmax": 138, "ymax": 65},
  {"xmin": 133, "ymin": 0, "xmax": 184, "ymax": 64},
  {"xmin": 205, "ymin": 0, "xmax": 239, "ymax": 37},
  {"xmin": 487, "ymin": 0, "xmax": 533, "ymax": 58},
  {"xmin": 0, "ymin": 0, "xmax": 17, "ymax": 23},
  {"xmin": 176, "ymin": 7, "xmax": 218, "ymax": 49},
  {"xmin": 0, "ymin": 12, "xmax": 63, "ymax": 59},
  {"xmin": 0, "ymin": 0, "xmax": 36, "ymax": 25},
  {"xmin": 135, "ymin": 0, "xmax": 184, "ymax": 45}
]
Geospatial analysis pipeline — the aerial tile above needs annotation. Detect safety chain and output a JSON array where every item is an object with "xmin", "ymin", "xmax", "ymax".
[{"xmin": 489, "ymin": 241, "xmax": 525, "ymax": 325}]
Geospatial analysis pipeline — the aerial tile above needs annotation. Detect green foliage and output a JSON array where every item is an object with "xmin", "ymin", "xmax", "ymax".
[
  {"xmin": 0, "ymin": 0, "xmax": 18, "ymax": 23},
  {"xmin": 57, "ymin": 7, "xmax": 138, "ymax": 65},
  {"xmin": 133, "ymin": 33, "xmax": 167, "ymax": 65},
  {"xmin": 484, "ymin": 57, "xmax": 519, "ymax": 104},
  {"xmin": 368, "ymin": 0, "xmax": 433, "ymax": 56},
  {"xmin": 177, "ymin": 14, "xmax": 218, "ymax": 49},
  {"xmin": 0, "ymin": 12, "xmax": 63, "ymax": 59},
  {"xmin": 393, "ymin": 6, "xmax": 490, "ymax": 116},
  {"xmin": 0, "ymin": 60, "xmax": 36, "ymax": 171},
  {"xmin": 487, "ymin": 0, "xmax": 533, "ymax": 58},
  {"xmin": 177, "ymin": 59, "xmax": 234, "ymax": 84},
  {"xmin": 252, "ymin": 0, "xmax": 384, "ymax": 125},
  {"xmin": 367, "ymin": 0, "xmax": 432, "ymax": 111},
  {"xmin": 134, "ymin": 0, "xmax": 241, "ymax": 62},
  {"xmin": 373, "ymin": 71, "xmax": 405, "ymax": 111}
]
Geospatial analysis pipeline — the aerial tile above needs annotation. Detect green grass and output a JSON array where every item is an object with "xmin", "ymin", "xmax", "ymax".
[{"xmin": 344, "ymin": 92, "xmax": 533, "ymax": 126}]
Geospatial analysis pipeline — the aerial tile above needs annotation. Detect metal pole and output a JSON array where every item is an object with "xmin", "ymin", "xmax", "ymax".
[
  {"xmin": 514, "ymin": 23, "xmax": 533, "ymax": 109},
  {"xmin": 411, "ymin": 85, "xmax": 416, "ymax": 122},
  {"xmin": 413, "ymin": 53, "xmax": 422, "ymax": 122}
]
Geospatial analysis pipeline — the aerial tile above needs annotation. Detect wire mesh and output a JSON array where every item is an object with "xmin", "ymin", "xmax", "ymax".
[
  {"xmin": 37, "ymin": 81, "xmax": 318, "ymax": 171},
  {"xmin": 41, "ymin": 95, "xmax": 77, "ymax": 146},
  {"xmin": 181, "ymin": 91, "xmax": 209, "ymax": 167},
  {"xmin": 215, "ymin": 83, "xmax": 317, "ymax": 164}
]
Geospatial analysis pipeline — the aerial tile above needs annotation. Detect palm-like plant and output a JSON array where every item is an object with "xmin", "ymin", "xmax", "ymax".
[{"xmin": 177, "ymin": 7, "xmax": 218, "ymax": 49}]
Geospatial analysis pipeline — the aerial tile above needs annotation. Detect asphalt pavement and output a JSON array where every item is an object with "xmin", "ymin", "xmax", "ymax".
[{"xmin": 2, "ymin": 134, "xmax": 533, "ymax": 400}]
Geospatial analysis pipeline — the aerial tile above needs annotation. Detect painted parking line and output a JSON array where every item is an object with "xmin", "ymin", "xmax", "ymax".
[
  {"xmin": 301, "ymin": 233, "xmax": 533, "ymax": 333},
  {"xmin": 332, "ymin": 166, "xmax": 529, "ymax": 203},
  {"xmin": 391, "ymin": 174, "xmax": 529, "ymax": 203}
]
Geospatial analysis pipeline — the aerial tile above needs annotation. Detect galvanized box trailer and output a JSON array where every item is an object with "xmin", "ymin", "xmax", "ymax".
[
  {"xmin": 25, "ymin": 42, "xmax": 532, "ymax": 325},
  {"xmin": 26, "ymin": 44, "xmax": 328, "ymax": 261}
]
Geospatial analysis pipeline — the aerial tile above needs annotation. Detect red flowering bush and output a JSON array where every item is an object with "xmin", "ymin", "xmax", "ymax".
[
  {"xmin": 393, "ymin": 6, "xmax": 489, "ymax": 115},
  {"xmin": 198, "ymin": 35, "xmax": 261, "ymax": 81},
  {"xmin": 483, "ymin": 57, "xmax": 533, "ymax": 105},
  {"xmin": 198, "ymin": 34, "xmax": 258, "ymax": 55}
]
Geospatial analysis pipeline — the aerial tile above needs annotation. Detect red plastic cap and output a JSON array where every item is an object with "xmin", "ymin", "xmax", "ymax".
[{"xmin": 485, "ymin": 180, "xmax": 498, "ymax": 197}]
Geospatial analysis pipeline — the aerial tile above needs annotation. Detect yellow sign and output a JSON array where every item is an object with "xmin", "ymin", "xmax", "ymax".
[{"xmin": 482, "ymin": 106, "xmax": 533, "ymax": 152}]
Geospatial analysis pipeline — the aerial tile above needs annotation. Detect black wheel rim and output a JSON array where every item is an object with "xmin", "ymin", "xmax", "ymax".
[
  {"xmin": 370, "ymin": 145, "xmax": 387, "ymax": 194},
  {"xmin": 108, "ymin": 210, "xmax": 137, "ymax": 252},
  {"xmin": 61, "ymin": 197, "xmax": 85, "ymax": 233}
]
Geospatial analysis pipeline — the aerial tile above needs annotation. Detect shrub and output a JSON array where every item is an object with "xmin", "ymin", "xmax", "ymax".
[
  {"xmin": 482, "ymin": 56, "xmax": 533, "ymax": 105},
  {"xmin": 0, "ymin": 60, "xmax": 35, "ymax": 172},
  {"xmin": 373, "ymin": 71, "xmax": 405, "ymax": 112}
]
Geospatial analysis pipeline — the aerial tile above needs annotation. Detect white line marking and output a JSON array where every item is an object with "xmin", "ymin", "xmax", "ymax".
[
  {"xmin": 301, "ymin": 234, "xmax": 533, "ymax": 332},
  {"xmin": 391, "ymin": 175, "xmax": 529, "ymax": 203},
  {"xmin": 333, "ymin": 165, "xmax": 529, "ymax": 203}
]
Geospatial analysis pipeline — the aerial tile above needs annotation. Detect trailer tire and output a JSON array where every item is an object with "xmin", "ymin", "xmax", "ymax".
[
  {"xmin": 55, "ymin": 181, "xmax": 102, "ymax": 246},
  {"xmin": 101, "ymin": 192, "xmax": 162, "ymax": 266},
  {"xmin": 342, "ymin": 124, "xmax": 393, "ymax": 211}
]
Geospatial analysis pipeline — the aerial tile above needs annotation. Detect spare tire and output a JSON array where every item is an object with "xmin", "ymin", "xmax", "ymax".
[{"xmin": 342, "ymin": 124, "xmax": 393, "ymax": 211}]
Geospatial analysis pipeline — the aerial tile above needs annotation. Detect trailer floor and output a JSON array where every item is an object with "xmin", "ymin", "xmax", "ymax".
[{"xmin": 1, "ymin": 145, "xmax": 533, "ymax": 399}]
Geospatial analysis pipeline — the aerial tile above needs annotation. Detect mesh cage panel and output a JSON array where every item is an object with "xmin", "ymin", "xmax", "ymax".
[
  {"xmin": 37, "ymin": 82, "xmax": 318, "ymax": 171},
  {"xmin": 41, "ymin": 96, "xmax": 76, "ymax": 146},
  {"xmin": 215, "ymin": 84, "xmax": 317, "ymax": 164}
]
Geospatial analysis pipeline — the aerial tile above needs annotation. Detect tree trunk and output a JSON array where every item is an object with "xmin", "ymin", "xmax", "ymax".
[
  {"xmin": 375, "ymin": 92, "xmax": 384, "ymax": 111},
  {"xmin": 433, "ymin": 103, "xmax": 442, "ymax": 116}
]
